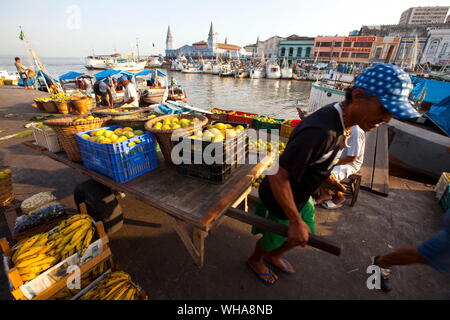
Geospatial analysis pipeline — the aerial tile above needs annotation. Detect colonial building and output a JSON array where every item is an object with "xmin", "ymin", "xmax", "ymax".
[
  {"xmin": 393, "ymin": 37, "xmax": 428, "ymax": 67},
  {"xmin": 278, "ymin": 35, "xmax": 314, "ymax": 63},
  {"xmin": 420, "ymin": 29, "xmax": 450, "ymax": 66},
  {"xmin": 255, "ymin": 36, "xmax": 286, "ymax": 59},
  {"xmin": 165, "ymin": 23, "xmax": 244, "ymax": 59},
  {"xmin": 369, "ymin": 36, "xmax": 401, "ymax": 63}
]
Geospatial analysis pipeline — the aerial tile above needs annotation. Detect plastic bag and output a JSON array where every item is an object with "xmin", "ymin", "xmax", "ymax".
[
  {"xmin": 14, "ymin": 202, "xmax": 66, "ymax": 233},
  {"xmin": 20, "ymin": 192, "xmax": 57, "ymax": 213}
]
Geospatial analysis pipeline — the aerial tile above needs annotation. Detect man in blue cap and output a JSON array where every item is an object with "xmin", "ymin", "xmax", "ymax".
[
  {"xmin": 248, "ymin": 63, "xmax": 420, "ymax": 285},
  {"xmin": 93, "ymin": 79, "xmax": 114, "ymax": 107},
  {"xmin": 117, "ymin": 75, "xmax": 139, "ymax": 108}
]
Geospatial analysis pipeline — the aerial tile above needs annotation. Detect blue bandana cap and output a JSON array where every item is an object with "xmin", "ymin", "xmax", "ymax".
[
  {"xmin": 354, "ymin": 64, "xmax": 420, "ymax": 120},
  {"xmin": 118, "ymin": 75, "xmax": 128, "ymax": 83}
]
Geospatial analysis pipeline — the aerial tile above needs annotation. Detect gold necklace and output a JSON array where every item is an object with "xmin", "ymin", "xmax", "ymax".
[{"xmin": 339, "ymin": 102, "xmax": 351, "ymax": 148}]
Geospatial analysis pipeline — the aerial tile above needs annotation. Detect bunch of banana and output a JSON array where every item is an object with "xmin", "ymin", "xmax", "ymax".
[
  {"xmin": 81, "ymin": 272, "xmax": 141, "ymax": 300},
  {"xmin": 48, "ymin": 214, "xmax": 95, "ymax": 260},
  {"xmin": 10, "ymin": 214, "xmax": 96, "ymax": 283},
  {"xmin": 51, "ymin": 261, "xmax": 109, "ymax": 300}
]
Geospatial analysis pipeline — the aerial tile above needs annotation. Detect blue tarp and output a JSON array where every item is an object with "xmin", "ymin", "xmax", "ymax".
[
  {"xmin": 426, "ymin": 96, "xmax": 450, "ymax": 136},
  {"xmin": 135, "ymin": 69, "xmax": 167, "ymax": 77},
  {"xmin": 94, "ymin": 69, "xmax": 133, "ymax": 81},
  {"xmin": 59, "ymin": 71, "xmax": 85, "ymax": 81},
  {"xmin": 411, "ymin": 77, "xmax": 450, "ymax": 105}
]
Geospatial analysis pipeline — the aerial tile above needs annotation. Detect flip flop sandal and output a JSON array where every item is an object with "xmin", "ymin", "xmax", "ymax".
[
  {"xmin": 264, "ymin": 258, "xmax": 296, "ymax": 275},
  {"xmin": 247, "ymin": 262, "xmax": 277, "ymax": 285},
  {"xmin": 321, "ymin": 200, "xmax": 343, "ymax": 210}
]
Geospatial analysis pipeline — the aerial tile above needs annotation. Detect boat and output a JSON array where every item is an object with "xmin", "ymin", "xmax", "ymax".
[
  {"xmin": 0, "ymin": 70, "xmax": 19, "ymax": 84},
  {"xmin": 234, "ymin": 69, "xmax": 249, "ymax": 78},
  {"xmin": 106, "ymin": 59, "xmax": 146, "ymax": 72},
  {"xmin": 219, "ymin": 64, "xmax": 234, "ymax": 77},
  {"xmin": 146, "ymin": 56, "xmax": 162, "ymax": 68},
  {"xmin": 171, "ymin": 59, "xmax": 184, "ymax": 71},
  {"xmin": 85, "ymin": 54, "xmax": 123, "ymax": 70},
  {"xmin": 135, "ymin": 69, "xmax": 169, "ymax": 105},
  {"xmin": 280, "ymin": 59, "xmax": 293, "ymax": 79},
  {"xmin": 181, "ymin": 65, "xmax": 202, "ymax": 73},
  {"xmin": 249, "ymin": 66, "xmax": 266, "ymax": 79},
  {"xmin": 266, "ymin": 61, "xmax": 281, "ymax": 79},
  {"xmin": 211, "ymin": 64, "xmax": 222, "ymax": 75}
]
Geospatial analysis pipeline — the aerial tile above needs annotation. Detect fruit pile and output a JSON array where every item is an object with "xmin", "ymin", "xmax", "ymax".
[
  {"xmin": 50, "ymin": 93, "xmax": 71, "ymax": 101},
  {"xmin": 147, "ymin": 114, "xmax": 156, "ymax": 119},
  {"xmin": 51, "ymin": 261, "xmax": 109, "ymax": 300},
  {"xmin": 152, "ymin": 117, "xmax": 202, "ymax": 130},
  {"xmin": 256, "ymin": 116, "xmax": 283, "ymax": 124},
  {"xmin": 80, "ymin": 127, "xmax": 145, "ymax": 146},
  {"xmin": 11, "ymin": 214, "xmax": 96, "ymax": 283},
  {"xmin": 34, "ymin": 97, "xmax": 51, "ymax": 102},
  {"xmin": 0, "ymin": 169, "xmax": 12, "ymax": 180},
  {"xmin": 188, "ymin": 122, "xmax": 245, "ymax": 142},
  {"xmin": 81, "ymin": 271, "xmax": 142, "ymax": 300},
  {"xmin": 252, "ymin": 174, "xmax": 266, "ymax": 189},
  {"xmin": 74, "ymin": 115, "xmax": 101, "ymax": 122},
  {"xmin": 249, "ymin": 139, "xmax": 286, "ymax": 155},
  {"xmin": 212, "ymin": 109, "xmax": 228, "ymax": 115}
]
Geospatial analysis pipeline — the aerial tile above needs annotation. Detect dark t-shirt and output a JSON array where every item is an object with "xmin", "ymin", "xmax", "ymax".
[{"xmin": 259, "ymin": 103, "xmax": 345, "ymax": 220}]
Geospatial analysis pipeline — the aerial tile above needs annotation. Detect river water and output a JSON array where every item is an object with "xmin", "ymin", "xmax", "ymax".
[{"xmin": 0, "ymin": 56, "xmax": 312, "ymax": 119}]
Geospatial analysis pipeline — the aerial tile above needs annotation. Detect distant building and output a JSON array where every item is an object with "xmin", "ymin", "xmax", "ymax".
[
  {"xmin": 279, "ymin": 35, "xmax": 314, "ymax": 63},
  {"xmin": 165, "ymin": 22, "xmax": 244, "ymax": 59},
  {"xmin": 420, "ymin": 29, "xmax": 450, "ymax": 66},
  {"xmin": 399, "ymin": 6, "xmax": 449, "ymax": 25},
  {"xmin": 370, "ymin": 37, "xmax": 401, "ymax": 64},
  {"xmin": 313, "ymin": 36, "xmax": 377, "ymax": 64},
  {"xmin": 255, "ymin": 36, "xmax": 286, "ymax": 59},
  {"xmin": 393, "ymin": 37, "xmax": 427, "ymax": 67}
]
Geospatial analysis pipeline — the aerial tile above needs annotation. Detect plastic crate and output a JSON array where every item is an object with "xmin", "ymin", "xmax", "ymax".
[
  {"xmin": 76, "ymin": 126, "xmax": 158, "ymax": 183},
  {"xmin": 253, "ymin": 116, "xmax": 284, "ymax": 132},
  {"xmin": 439, "ymin": 185, "xmax": 450, "ymax": 212},
  {"xmin": 32, "ymin": 124, "xmax": 63, "ymax": 153},
  {"xmin": 228, "ymin": 111, "xmax": 259, "ymax": 128}
]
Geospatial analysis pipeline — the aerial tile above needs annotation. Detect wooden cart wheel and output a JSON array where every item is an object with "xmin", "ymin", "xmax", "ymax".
[{"xmin": 74, "ymin": 180, "xmax": 123, "ymax": 234}]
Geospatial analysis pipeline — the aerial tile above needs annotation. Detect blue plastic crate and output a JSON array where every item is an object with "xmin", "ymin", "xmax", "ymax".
[{"xmin": 76, "ymin": 125, "xmax": 158, "ymax": 183}]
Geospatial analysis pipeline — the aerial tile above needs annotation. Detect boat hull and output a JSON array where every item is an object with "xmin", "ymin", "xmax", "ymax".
[
  {"xmin": 141, "ymin": 88, "xmax": 168, "ymax": 104},
  {"xmin": 307, "ymin": 82, "xmax": 345, "ymax": 113},
  {"xmin": 281, "ymin": 68, "xmax": 293, "ymax": 79}
]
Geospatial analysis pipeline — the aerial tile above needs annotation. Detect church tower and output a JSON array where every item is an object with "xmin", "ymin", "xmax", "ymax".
[
  {"xmin": 207, "ymin": 22, "xmax": 217, "ymax": 49},
  {"xmin": 166, "ymin": 25, "xmax": 173, "ymax": 51}
]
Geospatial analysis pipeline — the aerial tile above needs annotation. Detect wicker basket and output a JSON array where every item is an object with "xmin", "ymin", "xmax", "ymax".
[
  {"xmin": 33, "ymin": 99, "xmax": 46, "ymax": 111},
  {"xmin": 0, "ymin": 175, "xmax": 14, "ymax": 207},
  {"xmin": 108, "ymin": 114, "xmax": 159, "ymax": 130},
  {"xmin": 145, "ymin": 114, "xmax": 208, "ymax": 163},
  {"xmin": 70, "ymin": 98, "xmax": 90, "ymax": 115},
  {"xmin": 42, "ymin": 100, "xmax": 58, "ymax": 113},
  {"xmin": 44, "ymin": 116, "xmax": 111, "ymax": 162},
  {"xmin": 54, "ymin": 101, "xmax": 70, "ymax": 115},
  {"xmin": 92, "ymin": 107, "xmax": 146, "ymax": 117}
]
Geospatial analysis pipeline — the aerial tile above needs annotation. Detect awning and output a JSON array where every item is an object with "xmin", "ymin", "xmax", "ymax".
[
  {"xmin": 425, "ymin": 96, "xmax": 450, "ymax": 136},
  {"xmin": 94, "ymin": 69, "xmax": 133, "ymax": 81},
  {"xmin": 59, "ymin": 71, "xmax": 94, "ymax": 81},
  {"xmin": 411, "ymin": 77, "xmax": 450, "ymax": 105},
  {"xmin": 135, "ymin": 69, "xmax": 167, "ymax": 77}
]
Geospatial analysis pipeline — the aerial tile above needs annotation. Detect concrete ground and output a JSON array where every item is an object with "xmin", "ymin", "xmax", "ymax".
[{"xmin": 0, "ymin": 86, "xmax": 449, "ymax": 300}]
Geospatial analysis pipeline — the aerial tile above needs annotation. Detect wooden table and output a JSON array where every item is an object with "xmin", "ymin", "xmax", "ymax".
[{"xmin": 23, "ymin": 141, "xmax": 272, "ymax": 267}]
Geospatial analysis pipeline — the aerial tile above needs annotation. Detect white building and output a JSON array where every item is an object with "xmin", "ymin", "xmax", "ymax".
[
  {"xmin": 420, "ymin": 29, "xmax": 450, "ymax": 66},
  {"xmin": 399, "ymin": 6, "xmax": 449, "ymax": 25}
]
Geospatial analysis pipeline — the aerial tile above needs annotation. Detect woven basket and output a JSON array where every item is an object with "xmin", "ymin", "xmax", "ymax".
[
  {"xmin": 54, "ymin": 101, "xmax": 70, "ymax": 115},
  {"xmin": 92, "ymin": 107, "xmax": 146, "ymax": 117},
  {"xmin": 70, "ymin": 98, "xmax": 89, "ymax": 115},
  {"xmin": 108, "ymin": 113, "xmax": 159, "ymax": 130},
  {"xmin": 34, "ymin": 99, "xmax": 46, "ymax": 111},
  {"xmin": 145, "ymin": 114, "xmax": 208, "ymax": 163},
  {"xmin": 44, "ymin": 116, "xmax": 111, "ymax": 162},
  {"xmin": 0, "ymin": 175, "xmax": 14, "ymax": 207},
  {"xmin": 42, "ymin": 100, "xmax": 58, "ymax": 113}
]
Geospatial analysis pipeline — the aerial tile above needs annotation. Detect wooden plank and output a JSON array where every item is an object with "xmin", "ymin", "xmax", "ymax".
[
  {"xmin": 22, "ymin": 141, "xmax": 272, "ymax": 231},
  {"xmin": 371, "ymin": 124, "xmax": 389, "ymax": 196},
  {"xmin": 225, "ymin": 208, "xmax": 341, "ymax": 256},
  {"xmin": 360, "ymin": 128, "xmax": 378, "ymax": 190}
]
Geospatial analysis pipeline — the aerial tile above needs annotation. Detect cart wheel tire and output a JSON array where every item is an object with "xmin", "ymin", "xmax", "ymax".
[{"xmin": 74, "ymin": 180, "xmax": 123, "ymax": 234}]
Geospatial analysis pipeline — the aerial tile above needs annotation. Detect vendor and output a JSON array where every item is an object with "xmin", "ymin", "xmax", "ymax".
[
  {"xmin": 248, "ymin": 63, "xmax": 420, "ymax": 285},
  {"xmin": 117, "ymin": 75, "xmax": 139, "ymax": 108},
  {"xmin": 315, "ymin": 124, "xmax": 365, "ymax": 209},
  {"xmin": 14, "ymin": 57, "xmax": 32, "ymax": 89},
  {"xmin": 93, "ymin": 80, "xmax": 114, "ymax": 107}
]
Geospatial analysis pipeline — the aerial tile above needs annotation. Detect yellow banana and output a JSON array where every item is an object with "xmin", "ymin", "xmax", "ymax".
[
  {"xmin": 123, "ymin": 286, "xmax": 136, "ymax": 300},
  {"xmin": 13, "ymin": 245, "xmax": 50, "ymax": 265},
  {"xmin": 113, "ymin": 284, "xmax": 132, "ymax": 300},
  {"xmin": 80, "ymin": 228, "xmax": 94, "ymax": 255},
  {"xmin": 15, "ymin": 254, "xmax": 48, "ymax": 268},
  {"xmin": 18, "ymin": 262, "xmax": 54, "ymax": 275},
  {"xmin": 101, "ymin": 281, "xmax": 128, "ymax": 300},
  {"xmin": 20, "ymin": 273, "xmax": 41, "ymax": 282}
]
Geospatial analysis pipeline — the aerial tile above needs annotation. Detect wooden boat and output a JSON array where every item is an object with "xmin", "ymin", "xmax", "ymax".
[
  {"xmin": 234, "ymin": 69, "xmax": 249, "ymax": 78},
  {"xmin": 141, "ymin": 88, "xmax": 168, "ymax": 104},
  {"xmin": 266, "ymin": 62, "xmax": 281, "ymax": 79}
]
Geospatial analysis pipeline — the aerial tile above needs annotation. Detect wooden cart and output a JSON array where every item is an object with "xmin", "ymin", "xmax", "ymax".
[{"xmin": 23, "ymin": 141, "xmax": 341, "ymax": 267}]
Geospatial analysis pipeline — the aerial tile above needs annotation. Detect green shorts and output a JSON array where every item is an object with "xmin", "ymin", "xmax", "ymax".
[{"xmin": 252, "ymin": 197, "xmax": 316, "ymax": 252}]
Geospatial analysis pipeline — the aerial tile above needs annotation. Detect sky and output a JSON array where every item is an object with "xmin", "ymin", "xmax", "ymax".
[{"xmin": 0, "ymin": 0, "xmax": 449, "ymax": 58}]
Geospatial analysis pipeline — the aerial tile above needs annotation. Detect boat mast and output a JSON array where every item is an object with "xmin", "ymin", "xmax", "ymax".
[{"xmin": 19, "ymin": 26, "xmax": 62, "ymax": 94}]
